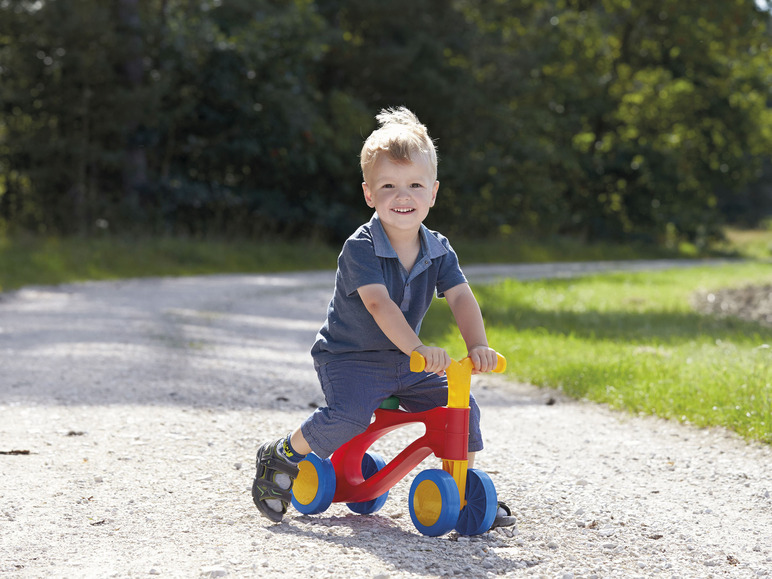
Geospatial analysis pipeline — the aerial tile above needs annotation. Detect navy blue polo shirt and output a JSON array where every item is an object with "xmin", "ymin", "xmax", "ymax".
[{"xmin": 310, "ymin": 214, "xmax": 467, "ymax": 363}]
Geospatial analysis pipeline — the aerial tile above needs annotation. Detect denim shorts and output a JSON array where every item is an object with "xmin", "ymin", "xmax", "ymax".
[{"xmin": 300, "ymin": 357, "xmax": 483, "ymax": 459}]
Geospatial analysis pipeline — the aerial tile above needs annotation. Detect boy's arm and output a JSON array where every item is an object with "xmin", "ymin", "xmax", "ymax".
[
  {"xmin": 357, "ymin": 283, "xmax": 450, "ymax": 373},
  {"xmin": 444, "ymin": 283, "xmax": 499, "ymax": 373}
]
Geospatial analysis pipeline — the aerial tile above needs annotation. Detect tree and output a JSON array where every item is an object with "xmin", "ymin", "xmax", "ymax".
[
  {"xmin": 1, "ymin": 0, "xmax": 770, "ymax": 243},
  {"xmin": 456, "ymin": 0, "xmax": 772, "ymax": 243},
  {"xmin": 1, "ymin": 1, "xmax": 123, "ymax": 233}
]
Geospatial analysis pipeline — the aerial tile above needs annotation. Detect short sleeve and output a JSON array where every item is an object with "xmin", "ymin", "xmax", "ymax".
[
  {"xmin": 337, "ymin": 234, "xmax": 386, "ymax": 297},
  {"xmin": 434, "ymin": 237, "xmax": 467, "ymax": 298}
]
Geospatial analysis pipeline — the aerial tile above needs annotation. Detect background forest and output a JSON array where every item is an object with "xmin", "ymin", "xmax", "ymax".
[{"xmin": 1, "ymin": 0, "xmax": 771, "ymax": 246}]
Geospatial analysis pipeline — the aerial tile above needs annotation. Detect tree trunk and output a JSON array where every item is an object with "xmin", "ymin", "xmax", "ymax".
[{"xmin": 116, "ymin": 0, "xmax": 147, "ymax": 198}]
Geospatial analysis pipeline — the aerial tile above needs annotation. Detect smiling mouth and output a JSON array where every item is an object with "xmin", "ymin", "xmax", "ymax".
[{"xmin": 392, "ymin": 208, "xmax": 415, "ymax": 213}]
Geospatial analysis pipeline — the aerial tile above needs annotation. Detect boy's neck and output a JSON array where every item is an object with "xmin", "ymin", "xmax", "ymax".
[
  {"xmin": 381, "ymin": 222, "xmax": 422, "ymax": 272},
  {"xmin": 381, "ymin": 222, "xmax": 420, "ymax": 243}
]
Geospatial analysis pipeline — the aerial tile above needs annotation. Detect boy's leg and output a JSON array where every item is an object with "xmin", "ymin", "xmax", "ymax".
[
  {"xmin": 253, "ymin": 359, "xmax": 393, "ymax": 522},
  {"xmin": 300, "ymin": 359, "xmax": 395, "ymax": 459},
  {"xmin": 290, "ymin": 427, "xmax": 313, "ymax": 455}
]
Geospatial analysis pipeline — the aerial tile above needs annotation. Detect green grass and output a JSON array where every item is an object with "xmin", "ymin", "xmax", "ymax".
[
  {"xmin": 0, "ymin": 228, "xmax": 751, "ymax": 293},
  {"xmin": 451, "ymin": 235, "xmax": 680, "ymax": 263},
  {"xmin": 453, "ymin": 226, "xmax": 772, "ymax": 263},
  {"xmin": 718, "ymin": 227, "xmax": 772, "ymax": 260},
  {"xmin": 0, "ymin": 236, "xmax": 340, "ymax": 292},
  {"xmin": 423, "ymin": 262, "xmax": 772, "ymax": 444}
]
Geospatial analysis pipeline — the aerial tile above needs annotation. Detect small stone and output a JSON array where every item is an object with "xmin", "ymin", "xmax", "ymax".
[{"xmin": 201, "ymin": 566, "xmax": 228, "ymax": 577}]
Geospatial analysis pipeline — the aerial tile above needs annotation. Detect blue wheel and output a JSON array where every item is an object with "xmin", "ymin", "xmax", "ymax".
[
  {"xmin": 347, "ymin": 452, "xmax": 390, "ymax": 514},
  {"xmin": 455, "ymin": 469, "xmax": 498, "ymax": 535},
  {"xmin": 291, "ymin": 453, "xmax": 336, "ymax": 515},
  {"xmin": 408, "ymin": 469, "xmax": 461, "ymax": 536}
]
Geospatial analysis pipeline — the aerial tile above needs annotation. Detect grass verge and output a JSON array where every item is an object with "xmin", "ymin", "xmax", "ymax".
[
  {"xmin": 423, "ymin": 262, "xmax": 772, "ymax": 444},
  {"xmin": 0, "ymin": 229, "xmax": 749, "ymax": 293},
  {"xmin": 719, "ymin": 227, "xmax": 772, "ymax": 260},
  {"xmin": 0, "ymin": 236, "xmax": 340, "ymax": 292}
]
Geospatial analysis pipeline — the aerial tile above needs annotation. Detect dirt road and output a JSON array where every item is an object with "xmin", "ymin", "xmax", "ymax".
[{"xmin": 1, "ymin": 260, "xmax": 770, "ymax": 578}]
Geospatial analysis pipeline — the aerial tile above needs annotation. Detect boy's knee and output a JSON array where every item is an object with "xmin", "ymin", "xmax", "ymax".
[{"xmin": 301, "ymin": 411, "xmax": 371, "ymax": 458}]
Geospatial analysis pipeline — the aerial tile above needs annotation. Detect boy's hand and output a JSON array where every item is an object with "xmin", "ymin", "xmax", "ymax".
[
  {"xmin": 414, "ymin": 345, "xmax": 451, "ymax": 375},
  {"xmin": 468, "ymin": 345, "xmax": 500, "ymax": 374}
]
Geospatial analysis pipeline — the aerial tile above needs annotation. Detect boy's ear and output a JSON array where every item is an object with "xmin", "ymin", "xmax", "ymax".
[
  {"xmin": 363, "ymin": 182, "xmax": 375, "ymax": 207},
  {"xmin": 431, "ymin": 180, "xmax": 439, "ymax": 207}
]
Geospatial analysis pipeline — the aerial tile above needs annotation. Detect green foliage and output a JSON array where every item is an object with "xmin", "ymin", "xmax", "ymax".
[
  {"xmin": 422, "ymin": 263, "xmax": 772, "ymax": 443},
  {"xmin": 146, "ymin": 0, "xmax": 368, "ymax": 239},
  {"xmin": 1, "ymin": 1, "xmax": 771, "ymax": 243},
  {"xmin": 456, "ymin": 0, "xmax": 772, "ymax": 242},
  {"xmin": 1, "ymin": 1, "xmax": 127, "ymax": 233}
]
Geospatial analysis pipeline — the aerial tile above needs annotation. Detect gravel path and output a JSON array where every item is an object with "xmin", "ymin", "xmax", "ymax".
[{"xmin": 1, "ymin": 259, "xmax": 771, "ymax": 578}]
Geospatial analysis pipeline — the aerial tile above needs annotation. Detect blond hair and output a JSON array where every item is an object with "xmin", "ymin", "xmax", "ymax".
[{"xmin": 360, "ymin": 107, "xmax": 437, "ymax": 182}]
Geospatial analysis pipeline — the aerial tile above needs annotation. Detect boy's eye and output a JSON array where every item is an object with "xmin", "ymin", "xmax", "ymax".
[{"xmin": 411, "ymin": 183, "xmax": 423, "ymax": 188}]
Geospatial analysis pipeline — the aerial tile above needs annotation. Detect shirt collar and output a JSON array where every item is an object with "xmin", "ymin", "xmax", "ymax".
[{"xmin": 369, "ymin": 213, "xmax": 448, "ymax": 260}]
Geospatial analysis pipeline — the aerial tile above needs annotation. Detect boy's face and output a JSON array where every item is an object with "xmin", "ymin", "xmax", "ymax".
[{"xmin": 362, "ymin": 153, "xmax": 439, "ymax": 238}]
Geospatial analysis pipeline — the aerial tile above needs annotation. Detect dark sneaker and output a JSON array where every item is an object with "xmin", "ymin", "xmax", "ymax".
[
  {"xmin": 490, "ymin": 501, "xmax": 516, "ymax": 529},
  {"xmin": 252, "ymin": 439, "xmax": 300, "ymax": 523}
]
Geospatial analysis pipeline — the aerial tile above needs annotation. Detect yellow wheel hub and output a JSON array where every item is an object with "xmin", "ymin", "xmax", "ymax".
[
  {"xmin": 292, "ymin": 460, "xmax": 319, "ymax": 506},
  {"xmin": 412, "ymin": 479, "xmax": 443, "ymax": 526}
]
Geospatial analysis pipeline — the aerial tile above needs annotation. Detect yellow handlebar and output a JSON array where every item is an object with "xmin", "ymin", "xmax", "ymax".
[{"xmin": 409, "ymin": 351, "xmax": 507, "ymax": 374}]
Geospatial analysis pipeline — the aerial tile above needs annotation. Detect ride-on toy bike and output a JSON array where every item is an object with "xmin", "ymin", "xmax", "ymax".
[{"xmin": 290, "ymin": 351, "xmax": 506, "ymax": 537}]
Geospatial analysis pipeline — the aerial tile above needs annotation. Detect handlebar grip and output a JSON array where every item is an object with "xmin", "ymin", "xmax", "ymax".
[
  {"xmin": 409, "ymin": 350, "xmax": 426, "ymax": 373},
  {"xmin": 409, "ymin": 351, "xmax": 507, "ymax": 373}
]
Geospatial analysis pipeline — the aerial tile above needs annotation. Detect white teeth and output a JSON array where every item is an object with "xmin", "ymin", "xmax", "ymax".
[{"xmin": 393, "ymin": 208, "xmax": 414, "ymax": 213}]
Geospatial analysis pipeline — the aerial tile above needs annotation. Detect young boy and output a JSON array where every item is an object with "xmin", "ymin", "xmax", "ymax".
[{"xmin": 252, "ymin": 107, "xmax": 513, "ymax": 528}]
